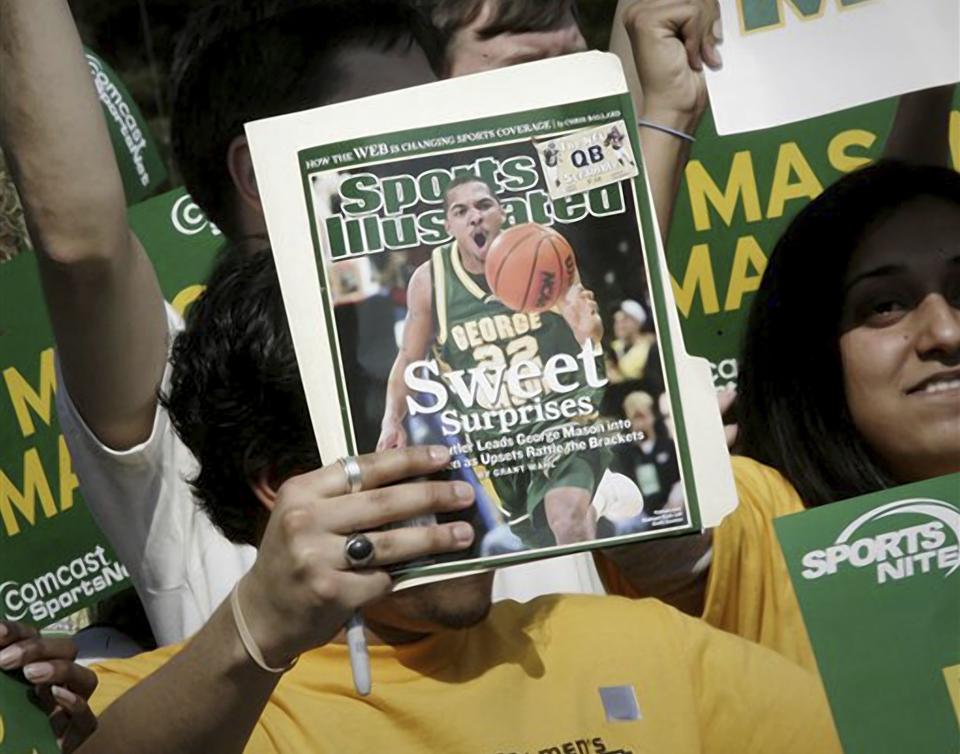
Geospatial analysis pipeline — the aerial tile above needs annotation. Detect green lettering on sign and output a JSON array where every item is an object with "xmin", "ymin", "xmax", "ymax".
[{"xmin": 738, "ymin": 0, "xmax": 873, "ymax": 33}]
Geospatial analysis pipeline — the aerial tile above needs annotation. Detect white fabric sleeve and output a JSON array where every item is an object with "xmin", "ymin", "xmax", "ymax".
[{"xmin": 54, "ymin": 303, "xmax": 188, "ymax": 591}]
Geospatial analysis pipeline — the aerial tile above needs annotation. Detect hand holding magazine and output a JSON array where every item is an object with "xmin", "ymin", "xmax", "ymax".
[{"xmin": 246, "ymin": 52, "xmax": 736, "ymax": 584}]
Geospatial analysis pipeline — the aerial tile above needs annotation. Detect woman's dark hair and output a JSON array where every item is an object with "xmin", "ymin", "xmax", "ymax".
[
  {"xmin": 163, "ymin": 248, "xmax": 320, "ymax": 546},
  {"xmin": 737, "ymin": 160, "xmax": 960, "ymax": 507}
]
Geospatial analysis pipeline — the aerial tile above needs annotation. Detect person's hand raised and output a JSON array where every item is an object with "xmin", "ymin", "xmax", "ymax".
[
  {"xmin": 623, "ymin": 0, "xmax": 723, "ymax": 129},
  {"xmin": 236, "ymin": 446, "xmax": 475, "ymax": 667}
]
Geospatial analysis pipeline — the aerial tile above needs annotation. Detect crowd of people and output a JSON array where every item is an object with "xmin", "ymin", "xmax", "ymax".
[{"xmin": 0, "ymin": 0, "xmax": 956, "ymax": 752}]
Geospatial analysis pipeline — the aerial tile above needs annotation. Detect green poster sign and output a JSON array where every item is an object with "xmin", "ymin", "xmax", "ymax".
[
  {"xmin": 776, "ymin": 474, "xmax": 960, "ymax": 754},
  {"xmin": 0, "ymin": 187, "xmax": 222, "ymax": 629},
  {"xmin": 85, "ymin": 49, "xmax": 167, "ymax": 205},
  {"xmin": 666, "ymin": 92, "xmax": 960, "ymax": 388},
  {"xmin": 0, "ymin": 671, "xmax": 58, "ymax": 754}
]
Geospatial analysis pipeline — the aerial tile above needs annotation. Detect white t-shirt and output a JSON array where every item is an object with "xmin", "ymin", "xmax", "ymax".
[{"xmin": 55, "ymin": 304, "xmax": 256, "ymax": 646}]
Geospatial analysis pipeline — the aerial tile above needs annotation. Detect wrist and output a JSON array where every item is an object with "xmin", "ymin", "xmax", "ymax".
[
  {"xmin": 235, "ymin": 575, "xmax": 300, "ymax": 671},
  {"xmin": 639, "ymin": 107, "xmax": 701, "ymax": 139}
]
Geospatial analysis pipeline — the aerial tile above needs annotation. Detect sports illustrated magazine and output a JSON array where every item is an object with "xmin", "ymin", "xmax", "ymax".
[{"xmin": 247, "ymin": 53, "xmax": 737, "ymax": 582}]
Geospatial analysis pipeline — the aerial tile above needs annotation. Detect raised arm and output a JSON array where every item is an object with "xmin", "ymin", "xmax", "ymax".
[
  {"xmin": 0, "ymin": 0, "xmax": 167, "ymax": 450},
  {"xmin": 883, "ymin": 84, "xmax": 957, "ymax": 166},
  {"xmin": 377, "ymin": 262, "xmax": 435, "ymax": 450},
  {"xmin": 614, "ymin": 0, "xmax": 721, "ymax": 240}
]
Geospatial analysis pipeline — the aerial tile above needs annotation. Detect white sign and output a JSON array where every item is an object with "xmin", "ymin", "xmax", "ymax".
[{"xmin": 706, "ymin": 0, "xmax": 960, "ymax": 134}]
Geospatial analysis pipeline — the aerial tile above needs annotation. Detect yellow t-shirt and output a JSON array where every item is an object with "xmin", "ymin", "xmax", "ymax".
[
  {"xmin": 702, "ymin": 456, "xmax": 816, "ymax": 673},
  {"xmin": 596, "ymin": 456, "xmax": 816, "ymax": 672},
  {"xmin": 91, "ymin": 594, "xmax": 839, "ymax": 754}
]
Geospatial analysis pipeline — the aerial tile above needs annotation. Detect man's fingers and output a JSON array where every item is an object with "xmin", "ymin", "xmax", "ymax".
[
  {"xmin": 0, "ymin": 635, "xmax": 76, "ymax": 671},
  {"xmin": 61, "ymin": 719, "xmax": 98, "ymax": 754},
  {"xmin": 49, "ymin": 706, "xmax": 70, "ymax": 738},
  {"xmin": 716, "ymin": 387, "xmax": 737, "ymax": 414},
  {"xmin": 339, "ymin": 521, "xmax": 475, "ymax": 569},
  {"xmin": 337, "ymin": 570, "xmax": 395, "ymax": 609},
  {"xmin": 299, "ymin": 445, "xmax": 451, "ymax": 498},
  {"xmin": 329, "ymin": 481, "xmax": 474, "ymax": 533},
  {"xmin": 24, "ymin": 658, "xmax": 98, "ymax": 699},
  {"xmin": 50, "ymin": 685, "xmax": 97, "ymax": 754},
  {"xmin": 701, "ymin": 4, "xmax": 723, "ymax": 69},
  {"xmin": 678, "ymin": 11, "xmax": 705, "ymax": 71},
  {"xmin": 0, "ymin": 620, "xmax": 38, "ymax": 649}
]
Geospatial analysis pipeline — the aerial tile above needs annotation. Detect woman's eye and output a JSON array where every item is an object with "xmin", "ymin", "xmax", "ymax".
[
  {"xmin": 872, "ymin": 299, "xmax": 903, "ymax": 313},
  {"xmin": 863, "ymin": 297, "xmax": 907, "ymax": 325}
]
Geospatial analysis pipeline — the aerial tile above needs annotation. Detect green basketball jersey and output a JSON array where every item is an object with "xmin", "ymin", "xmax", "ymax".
[
  {"xmin": 429, "ymin": 241, "xmax": 601, "ymax": 424},
  {"xmin": 428, "ymin": 241, "xmax": 610, "ymax": 536}
]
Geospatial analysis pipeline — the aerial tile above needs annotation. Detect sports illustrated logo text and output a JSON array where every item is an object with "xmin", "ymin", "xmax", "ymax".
[{"xmin": 801, "ymin": 498, "xmax": 960, "ymax": 585}]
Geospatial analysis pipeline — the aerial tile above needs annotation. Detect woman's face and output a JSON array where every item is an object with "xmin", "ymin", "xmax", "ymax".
[{"xmin": 839, "ymin": 196, "xmax": 960, "ymax": 483}]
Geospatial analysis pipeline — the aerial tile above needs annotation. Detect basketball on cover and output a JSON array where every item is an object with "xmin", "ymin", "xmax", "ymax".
[{"xmin": 484, "ymin": 223, "xmax": 577, "ymax": 313}]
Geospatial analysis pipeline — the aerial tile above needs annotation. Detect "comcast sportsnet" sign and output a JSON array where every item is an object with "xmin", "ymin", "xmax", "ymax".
[
  {"xmin": 800, "ymin": 498, "xmax": 960, "ymax": 585},
  {"xmin": 0, "ymin": 545, "xmax": 128, "ymax": 623}
]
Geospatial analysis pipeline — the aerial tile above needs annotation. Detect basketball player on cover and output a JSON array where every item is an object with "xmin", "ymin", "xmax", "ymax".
[
  {"xmin": 542, "ymin": 141, "xmax": 561, "ymax": 189},
  {"xmin": 378, "ymin": 174, "xmax": 619, "ymax": 549}
]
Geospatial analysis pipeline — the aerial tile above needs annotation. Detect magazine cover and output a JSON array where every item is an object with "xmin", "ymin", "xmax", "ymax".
[
  {"xmin": 776, "ymin": 474, "xmax": 960, "ymax": 754},
  {"xmin": 246, "ymin": 52, "xmax": 736, "ymax": 582}
]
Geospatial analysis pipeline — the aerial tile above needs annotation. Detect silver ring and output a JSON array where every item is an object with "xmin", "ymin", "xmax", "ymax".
[
  {"xmin": 344, "ymin": 533, "xmax": 375, "ymax": 569},
  {"xmin": 338, "ymin": 455, "xmax": 363, "ymax": 494}
]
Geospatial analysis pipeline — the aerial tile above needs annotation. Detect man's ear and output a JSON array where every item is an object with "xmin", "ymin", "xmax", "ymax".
[
  {"xmin": 250, "ymin": 469, "xmax": 280, "ymax": 513},
  {"xmin": 227, "ymin": 135, "xmax": 262, "ymax": 215}
]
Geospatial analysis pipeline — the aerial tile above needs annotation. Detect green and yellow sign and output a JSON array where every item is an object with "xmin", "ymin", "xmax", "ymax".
[
  {"xmin": 776, "ymin": 474, "xmax": 960, "ymax": 754},
  {"xmin": 0, "ymin": 188, "xmax": 222, "ymax": 628},
  {"xmin": 666, "ymin": 92, "xmax": 960, "ymax": 388}
]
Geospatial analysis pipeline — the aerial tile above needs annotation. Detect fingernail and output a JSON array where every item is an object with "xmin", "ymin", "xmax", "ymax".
[
  {"xmin": 0, "ymin": 645, "xmax": 22, "ymax": 669},
  {"xmin": 430, "ymin": 446, "xmax": 450, "ymax": 462},
  {"xmin": 713, "ymin": 47, "xmax": 723, "ymax": 68},
  {"xmin": 712, "ymin": 18, "xmax": 724, "ymax": 42},
  {"xmin": 23, "ymin": 662, "xmax": 53, "ymax": 682},
  {"xmin": 454, "ymin": 482, "xmax": 474, "ymax": 500},
  {"xmin": 51, "ymin": 685, "xmax": 78, "ymax": 706},
  {"xmin": 453, "ymin": 523, "xmax": 474, "ymax": 544}
]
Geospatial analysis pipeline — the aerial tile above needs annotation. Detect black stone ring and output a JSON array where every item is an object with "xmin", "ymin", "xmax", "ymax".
[{"xmin": 344, "ymin": 533, "xmax": 375, "ymax": 569}]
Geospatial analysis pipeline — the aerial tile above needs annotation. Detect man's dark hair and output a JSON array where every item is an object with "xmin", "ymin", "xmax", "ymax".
[
  {"xmin": 429, "ymin": 0, "xmax": 578, "ymax": 43},
  {"xmin": 170, "ymin": 0, "xmax": 440, "ymax": 241},
  {"xmin": 737, "ymin": 160, "xmax": 960, "ymax": 507},
  {"xmin": 442, "ymin": 173, "xmax": 500, "ymax": 212},
  {"xmin": 163, "ymin": 247, "xmax": 319, "ymax": 546}
]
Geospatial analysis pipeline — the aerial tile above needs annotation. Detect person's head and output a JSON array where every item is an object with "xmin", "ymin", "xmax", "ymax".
[
  {"xmin": 170, "ymin": 0, "xmax": 440, "ymax": 244},
  {"xmin": 164, "ymin": 249, "xmax": 494, "ymax": 633},
  {"xmin": 623, "ymin": 390, "xmax": 656, "ymax": 439},
  {"xmin": 657, "ymin": 392, "xmax": 675, "ymax": 440},
  {"xmin": 738, "ymin": 160, "xmax": 960, "ymax": 506},
  {"xmin": 614, "ymin": 299, "xmax": 646, "ymax": 340},
  {"xmin": 443, "ymin": 175, "xmax": 504, "ymax": 267},
  {"xmin": 431, "ymin": 0, "xmax": 586, "ymax": 76}
]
